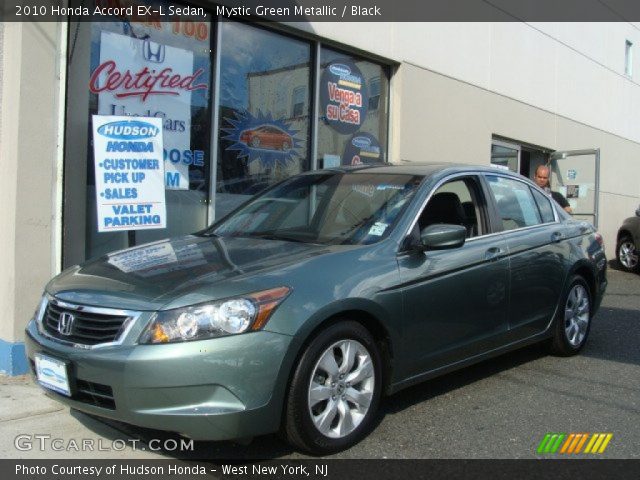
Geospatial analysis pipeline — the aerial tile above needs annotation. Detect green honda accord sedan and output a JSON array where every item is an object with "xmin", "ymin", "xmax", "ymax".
[{"xmin": 25, "ymin": 164, "xmax": 607, "ymax": 454}]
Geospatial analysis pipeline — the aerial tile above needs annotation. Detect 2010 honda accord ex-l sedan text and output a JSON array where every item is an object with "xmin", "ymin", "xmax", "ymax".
[{"xmin": 25, "ymin": 164, "xmax": 607, "ymax": 454}]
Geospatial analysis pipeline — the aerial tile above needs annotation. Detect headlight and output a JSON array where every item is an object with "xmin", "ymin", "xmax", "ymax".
[{"xmin": 139, "ymin": 286, "xmax": 291, "ymax": 344}]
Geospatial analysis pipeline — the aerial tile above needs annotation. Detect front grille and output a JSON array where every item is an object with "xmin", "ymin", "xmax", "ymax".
[
  {"xmin": 43, "ymin": 301, "xmax": 130, "ymax": 346},
  {"xmin": 75, "ymin": 380, "xmax": 116, "ymax": 410}
]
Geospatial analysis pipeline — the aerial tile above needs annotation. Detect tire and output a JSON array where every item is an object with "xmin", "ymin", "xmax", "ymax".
[
  {"xmin": 549, "ymin": 275, "xmax": 592, "ymax": 356},
  {"xmin": 283, "ymin": 321, "xmax": 382, "ymax": 455},
  {"xmin": 616, "ymin": 235, "xmax": 639, "ymax": 273},
  {"xmin": 281, "ymin": 141, "xmax": 291, "ymax": 151},
  {"xmin": 250, "ymin": 137, "xmax": 261, "ymax": 148}
]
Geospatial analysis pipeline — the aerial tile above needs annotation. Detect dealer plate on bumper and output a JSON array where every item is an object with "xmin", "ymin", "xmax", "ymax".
[{"xmin": 34, "ymin": 353, "xmax": 71, "ymax": 397}]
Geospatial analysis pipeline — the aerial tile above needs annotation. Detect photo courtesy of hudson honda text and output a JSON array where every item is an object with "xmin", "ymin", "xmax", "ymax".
[{"xmin": 16, "ymin": 464, "xmax": 211, "ymax": 477}]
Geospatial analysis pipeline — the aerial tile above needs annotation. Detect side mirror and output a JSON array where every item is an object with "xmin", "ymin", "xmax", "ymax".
[
  {"xmin": 419, "ymin": 224, "xmax": 467, "ymax": 250},
  {"xmin": 636, "ymin": 205, "xmax": 640, "ymax": 217}
]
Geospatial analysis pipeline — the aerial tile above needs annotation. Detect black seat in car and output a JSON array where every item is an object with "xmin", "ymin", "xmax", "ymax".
[
  {"xmin": 419, "ymin": 192, "xmax": 466, "ymax": 231},
  {"xmin": 461, "ymin": 201, "xmax": 478, "ymax": 237}
]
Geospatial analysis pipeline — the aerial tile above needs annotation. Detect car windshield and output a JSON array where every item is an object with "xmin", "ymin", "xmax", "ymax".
[{"xmin": 208, "ymin": 172, "xmax": 423, "ymax": 245}]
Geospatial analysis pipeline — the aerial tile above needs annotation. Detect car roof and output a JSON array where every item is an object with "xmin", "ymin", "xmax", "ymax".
[{"xmin": 315, "ymin": 162, "xmax": 523, "ymax": 179}]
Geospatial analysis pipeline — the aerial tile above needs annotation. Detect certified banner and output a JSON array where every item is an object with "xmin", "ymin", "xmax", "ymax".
[
  {"xmin": 92, "ymin": 115, "xmax": 167, "ymax": 232},
  {"xmin": 93, "ymin": 30, "xmax": 205, "ymax": 190}
]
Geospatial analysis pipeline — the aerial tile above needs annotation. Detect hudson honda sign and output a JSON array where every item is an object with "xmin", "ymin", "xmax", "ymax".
[{"xmin": 91, "ymin": 116, "xmax": 167, "ymax": 232}]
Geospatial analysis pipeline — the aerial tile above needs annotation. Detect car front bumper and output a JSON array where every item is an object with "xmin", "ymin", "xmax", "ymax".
[{"xmin": 24, "ymin": 319, "xmax": 293, "ymax": 441}]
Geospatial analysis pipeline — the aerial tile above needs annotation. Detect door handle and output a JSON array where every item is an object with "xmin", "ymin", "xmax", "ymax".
[
  {"xmin": 484, "ymin": 247, "xmax": 503, "ymax": 261},
  {"xmin": 552, "ymin": 231, "xmax": 565, "ymax": 242}
]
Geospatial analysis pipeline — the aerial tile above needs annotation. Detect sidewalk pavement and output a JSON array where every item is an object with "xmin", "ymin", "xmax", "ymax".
[{"xmin": 0, "ymin": 374, "xmax": 164, "ymax": 459}]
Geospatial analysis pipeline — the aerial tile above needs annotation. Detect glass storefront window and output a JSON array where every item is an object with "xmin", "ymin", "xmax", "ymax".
[
  {"xmin": 64, "ymin": 1, "xmax": 213, "ymax": 263},
  {"xmin": 216, "ymin": 22, "xmax": 312, "ymax": 218},
  {"xmin": 63, "ymin": 9, "xmax": 390, "ymax": 267},
  {"xmin": 317, "ymin": 48, "xmax": 390, "ymax": 168}
]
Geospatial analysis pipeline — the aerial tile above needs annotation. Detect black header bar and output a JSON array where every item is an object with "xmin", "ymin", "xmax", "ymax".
[{"xmin": 4, "ymin": 0, "xmax": 640, "ymax": 22}]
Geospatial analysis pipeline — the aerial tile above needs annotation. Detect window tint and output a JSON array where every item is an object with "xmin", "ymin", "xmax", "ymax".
[
  {"xmin": 531, "ymin": 188, "xmax": 556, "ymax": 223},
  {"xmin": 486, "ymin": 176, "xmax": 542, "ymax": 231},
  {"xmin": 418, "ymin": 178, "xmax": 482, "ymax": 238}
]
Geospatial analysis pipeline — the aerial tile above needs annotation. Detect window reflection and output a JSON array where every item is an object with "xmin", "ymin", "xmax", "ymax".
[
  {"xmin": 216, "ymin": 22, "xmax": 312, "ymax": 218},
  {"xmin": 84, "ymin": 7, "xmax": 213, "ymax": 260},
  {"xmin": 317, "ymin": 48, "xmax": 389, "ymax": 168}
]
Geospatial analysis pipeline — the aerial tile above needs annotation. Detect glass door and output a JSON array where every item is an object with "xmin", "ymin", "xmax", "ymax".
[{"xmin": 549, "ymin": 149, "xmax": 600, "ymax": 227}]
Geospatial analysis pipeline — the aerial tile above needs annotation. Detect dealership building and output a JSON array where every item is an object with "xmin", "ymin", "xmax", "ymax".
[{"xmin": 1, "ymin": 3, "xmax": 639, "ymax": 374}]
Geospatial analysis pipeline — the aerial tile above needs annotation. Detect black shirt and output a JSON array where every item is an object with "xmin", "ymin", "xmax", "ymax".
[{"xmin": 550, "ymin": 190, "xmax": 570, "ymax": 209}]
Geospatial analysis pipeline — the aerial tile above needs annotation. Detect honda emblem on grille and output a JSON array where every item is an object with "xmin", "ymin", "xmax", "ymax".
[{"xmin": 58, "ymin": 312, "xmax": 75, "ymax": 336}]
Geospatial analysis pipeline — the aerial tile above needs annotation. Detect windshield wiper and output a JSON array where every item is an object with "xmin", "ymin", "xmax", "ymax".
[
  {"xmin": 246, "ymin": 232, "xmax": 322, "ymax": 245},
  {"xmin": 248, "ymin": 232, "xmax": 309, "ymax": 243}
]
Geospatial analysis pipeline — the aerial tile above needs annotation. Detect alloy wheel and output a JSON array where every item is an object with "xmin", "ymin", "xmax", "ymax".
[
  {"xmin": 564, "ymin": 284, "xmax": 590, "ymax": 347},
  {"xmin": 307, "ymin": 339, "xmax": 375, "ymax": 439},
  {"xmin": 619, "ymin": 241, "xmax": 638, "ymax": 270}
]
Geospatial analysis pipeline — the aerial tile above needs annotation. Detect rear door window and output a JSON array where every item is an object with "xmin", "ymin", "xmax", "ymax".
[
  {"xmin": 531, "ymin": 188, "xmax": 556, "ymax": 224},
  {"xmin": 485, "ymin": 175, "xmax": 542, "ymax": 231}
]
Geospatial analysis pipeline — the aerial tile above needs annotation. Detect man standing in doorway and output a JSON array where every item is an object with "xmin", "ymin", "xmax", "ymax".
[{"xmin": 533, "ymin": 165, "xmax": 573, "ymax": 213}]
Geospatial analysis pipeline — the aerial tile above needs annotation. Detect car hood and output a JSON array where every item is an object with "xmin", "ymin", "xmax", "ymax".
[{"xmin": 47, "ymin": 235, "xmax": 331, "ymax": 311}]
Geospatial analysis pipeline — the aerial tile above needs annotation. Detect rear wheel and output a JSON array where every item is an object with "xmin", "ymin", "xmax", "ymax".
[
  {"xmin": 549, "ymin": 275, "xmax": 592, "ymax": 356},
  {"xmin": 617, "ymin": 235, "xmax": 639, "ymax": 273},
  {"xmin": 283, "ymin": 321, "xmax": 382, "ymax": 455}
]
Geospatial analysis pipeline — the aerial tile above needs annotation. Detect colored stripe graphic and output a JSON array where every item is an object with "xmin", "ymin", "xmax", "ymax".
[
  {"xmin": 574, "ymin": 433, "xmax": 589, "ymax": 453},
  {"xmin": 550, "ymin": 434, "xmax": 566, "ymax": 453},
  {"xmin": 537, "ymin": 434, "xmax": 552, "ymax": 454},
  {"xmin": 538, "ymin": 433, "xmax": 566, "ymax": 453},
  {"xmin": 560, "ymin": 433, "xmax": 575, "ymax": 453},
  {"xmin": 539, "ymin": 433, "xmax": 613, "ymax": 454},
  {"xmin": 598, "ymin": 434, "xmax": 613, "ymax": 453},
  {"xmin": 584, "ymin": 433, "xmax": 599, "ymax": 453}
]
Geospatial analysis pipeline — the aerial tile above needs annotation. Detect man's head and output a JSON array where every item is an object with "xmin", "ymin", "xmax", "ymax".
[{"xmin": 534, "ymin": 165, "xmax": 550, "ymax": 189}]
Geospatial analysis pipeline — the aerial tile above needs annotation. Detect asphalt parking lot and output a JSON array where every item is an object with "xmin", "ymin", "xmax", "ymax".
[{"xmin": 2, "ymin": 264, "xmax": 638, "ymax": 459}]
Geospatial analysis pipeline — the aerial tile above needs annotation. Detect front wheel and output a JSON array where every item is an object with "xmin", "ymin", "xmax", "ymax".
[
  {"xmin": 549, "ymin": 275, "xmax": 592, "ymax": 356},
  {"xmin": 283, "ymin": 321, "xmax": 382, "ymax": 455},
  {"xmin": 617, "ymin": 235, "xmax": 639, "ymax": 273}
]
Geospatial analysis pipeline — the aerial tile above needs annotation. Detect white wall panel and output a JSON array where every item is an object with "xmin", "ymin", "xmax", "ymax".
[
  {"xmin": 489, "ymin": 22, "xmax": 557, "ymax": 112},
  {"xmin": 305, "ymin": 21, "xmax": 640, "ymax": 146}
]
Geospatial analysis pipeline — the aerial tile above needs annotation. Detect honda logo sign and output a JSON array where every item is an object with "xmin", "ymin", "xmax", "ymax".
[{"xmin": 142, "ymin": 40, "xmax": 165, "ymax": 63}]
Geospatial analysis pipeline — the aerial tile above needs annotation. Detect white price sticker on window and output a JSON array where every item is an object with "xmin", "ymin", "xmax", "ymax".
[{"xmin": 368, "ymin": 222, "xmax": 388, "ymax": 236}]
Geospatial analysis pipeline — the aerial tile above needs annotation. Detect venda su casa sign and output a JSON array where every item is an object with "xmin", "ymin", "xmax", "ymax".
[
  {"xmin": 319, "ymin": 60, "xmax": 368, "ymax": 135},
  {"xmin": 92, "ymin": 116, "xmax": 167, "ymax": 232}
]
